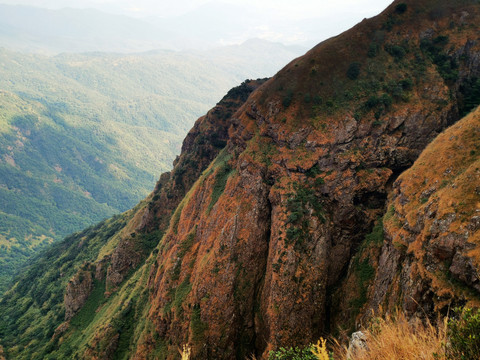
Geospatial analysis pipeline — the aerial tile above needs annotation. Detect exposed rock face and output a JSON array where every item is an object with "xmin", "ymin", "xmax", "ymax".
[
  {"xmin": 52, "ymin": 322, "xmax": 69, "ymax": 340},
  {"xmin": 124, "ymin": 1, "xmax": 480, "ymax": 358},
  {"xmin": 365, "ymin": 107, "xmax": 480, "ymax": 318},
  {"xmin": 139, "ymin": 79, "xmax": 267, "ymax": 234},
  {"xmin": 347, "ymin": 331, "xmax": 368, "ymax": 358},
  {"xmin": 104, "ymin": 80, "xmax": 267, "ymax": 290},
  {"xmin": 64, "ymin": 268, "xmax": 93, "ymax": 320}
]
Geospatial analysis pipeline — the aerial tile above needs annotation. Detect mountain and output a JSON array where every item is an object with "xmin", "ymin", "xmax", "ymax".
[
  {"xmin": 0, "ymin": 2, "xmax": 374, "ymax": 54},
  {"xmin": 0, "ymin": 43, "xmax": 302, "ymax": 295},
  {"xmin": 0, "ymin": 3, "xmax": 310, "ymax": 53},
  {"xmin": 0, "ymin": 4, "xmax": 172, "ymax": 53},
  {"xmin": 1, "ymin": 0, "xmax": 480, "ymax": 359}
]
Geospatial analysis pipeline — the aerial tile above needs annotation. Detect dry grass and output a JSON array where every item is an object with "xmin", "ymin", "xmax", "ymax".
[
  {"xmin": 313, "ymin": 338, "xmax": 331, "ymax": 360},
  {"xmin": 333, "ymin": 312, "xmax": 447, "ymax": 360},
  {"xmin": 180, "ymin": 344, "xmax": 191, "ymax": 360}
]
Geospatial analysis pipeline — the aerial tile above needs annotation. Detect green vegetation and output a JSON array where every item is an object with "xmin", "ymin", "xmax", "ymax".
[
  {"xmin": 459, "ymin": 77, "xmax": 480, "ymax": 116},
  {"xmin": 269, "ymin": 345, "xmax": 318, "ymax": 360},
  {"xmin": 285, "ymin": 182, "xmax": 325, "ymax": 251},
  {"xmin": 134, "ymin": 230, "xmax": 164, "ymax": 255},
  {"xmin": 0, "ymin": 45, "xmax": 275, "ymax": 295},
  {"xmin": 49, "ymin": 254, "xmax": 154, "ymax": 360},
  {"xmin": 363, "ymin": 218, "xmax": 384, "ymax": 247},
  {"xmin": 179, "ymin": 227, "xmax": 197, "ymax": 258},
  {"xmin": 420, "ymin": 35, "xmax": 458, "ymax": 83},
  {"xmin": 172, "ymin": 277, "xmax": 192, "ymax": 316},
  {"xmin": 70, "ymin": 279, "xmax": 106, "ymax": 329},
  {"xmin": 207, "ymin": 153, "xmax": 233, "ymax": 214},
  {"xmin": 0, "ymin": 211, "xmax": 132, "ymax": 359},
  {"xmin": 349, "ymin": 258, "xmax": 375, "ymax": 312},
  {"xmin": 191, "ymin": 305, "xmax": 208, "ymax": 343},
  {"xmin": 384, "ymin": 43, "xmax": 407, "ymax": 61},
  {"xmin": 346, "ymin": 62, "xmax": 361, "ymax": 80},
  {"xmin": 446, "ymin": 308, "xmax": 480, "ymax": 359},
  {"xmin": 395, "ymin": 3, "xmax": 408, "ymax": 14},
  {"xmin": 283, "ymin": 89, "xmax": 294, "ymax": 108},
  {"xmin": 349, "ymin": 218, "xmax": 384, "ymax": 314}
]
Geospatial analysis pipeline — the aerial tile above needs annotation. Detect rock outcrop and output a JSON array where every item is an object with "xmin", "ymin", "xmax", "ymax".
[
  {"xmin": 125, "ymin": 1, "xmax": 480, "ymax": 358},
  {"xmin": 64, "ymin": 268, "xmax": 93, "ymax": 320},
  {"xmin": 103, "ymin": 80, "xmax": 267, "ymax": 291},
  {"xmin": 367, "ymin": 107, "xmax": 480, "ymax": 318}
]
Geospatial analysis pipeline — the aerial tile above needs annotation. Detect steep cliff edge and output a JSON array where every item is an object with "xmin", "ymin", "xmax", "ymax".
[
  {"xmin": 133, "ymin": 1, "xmax": 480, "ymax": 358},
  {"xmin": 1, "ymin": 1, "xmax": 480, "ymax": 359},
  {"xmin": 105, "ymin": 79, "xmax": 266, "ymax": 291},
  {"xmin": 0, "ymin": 80, "xmax": 264, "ymax": 359}
]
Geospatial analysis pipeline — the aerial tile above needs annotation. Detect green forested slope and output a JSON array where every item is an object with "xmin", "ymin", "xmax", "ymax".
[
  {"xmin": 0, "ymin": 209, "xmax": 137, "ymax": 360},
  {"xmin": 0, "ymin": 43, "xmax": 301, "ymax": 294}
]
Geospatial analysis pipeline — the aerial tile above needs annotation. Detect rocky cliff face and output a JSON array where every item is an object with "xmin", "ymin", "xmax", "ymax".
[
  {"xmin": 102, "ymin": 79, "xmax": 267, "ymax": 292},
  {"xmin": 117, "ymin": 1, "xmax": 480, "ymax": 358},
  {"xmin": 1, "ymin": 1, "xmax": 480, "ymax": 359},
  {"xmin": 64, "ymin": 267, "xmax": 94, "ymax": 320},
  {"xmin": 367, "ymin": 106, "xmax": 480, "ymax": 318}
]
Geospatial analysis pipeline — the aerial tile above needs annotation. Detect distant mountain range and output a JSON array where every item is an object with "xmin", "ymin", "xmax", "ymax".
[{"xmin": 0, "ymin": 2, "xmax": 346, "ymax": 53}]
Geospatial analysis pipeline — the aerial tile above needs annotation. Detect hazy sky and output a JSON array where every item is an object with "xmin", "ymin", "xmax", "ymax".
[
  {"xmin": 1, "ymin": 0, "xmax": 393, "ymax": 19},
  {"xmin": 0, "ymin": 0, "xmax": 395, "ymax": 50}
]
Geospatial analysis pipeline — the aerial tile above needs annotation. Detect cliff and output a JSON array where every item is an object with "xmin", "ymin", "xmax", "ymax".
[
  {"xmin": 0, "ymin": 0, "xmax": 479, "ymax": 359},
  {"xmin": 135, "ymin": 1, "xmax": 480, "ymax": 357},
  {"xmin": 369, "ymin": 106, "xmax": 480, "ymax": 318}
]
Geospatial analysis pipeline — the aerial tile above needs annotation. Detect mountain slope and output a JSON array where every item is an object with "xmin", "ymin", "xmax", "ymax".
[
  {"xmin": 1, "ymin": 0, "xmax": 480, "ymax": 359},
  {"xmin": 0, "ymin": 79, "xmax": 266, "ymax": 360},
  {"xmin": 0, "ymin": 44, "xmax": 300, "ymax": 295}
]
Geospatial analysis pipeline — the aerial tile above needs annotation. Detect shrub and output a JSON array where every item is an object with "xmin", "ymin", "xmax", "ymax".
[
  {"xmin": 446, "ymin": 308, "xmax": 480, "ymax": 360},
  {"xmin": 379, "ymin": 93, "xmax": 393, "ymax": 108},
  {"xmin": 313, "ymin": 95, "xmax": 322, "ymax": 105},
  {"xmin": 283, "ymin": 90, "xmax": 294, "ymax": 108},
  {"xmin": 384, "ymin": 44, "xmax": 406, "ymax": 60},
  {"xmin": 365, "ymin": 96, "xmax": 380, "ymax": 109},
  {"xmin": 368, "ymin": 43, "xmax": 379, "ymax": 58},
  {"xmin": 269, "ymin": 345, "xmax": 317, "ymax": 360},
  {"xmin": 207, "ymin": 159, "xmax": 232, "ymax": 214},
  {"xmin": 420, "ymin": 35, "xmax": 458, "ymax": 83},
  {"xmin": 395, "ymin": 3, "xmax": 407, "ymax": 14},
  {"xmin": 347, "ymin": 62, "xmax": 361, "ymax": 80},
  {"xmin": 459, "ymin": 77, "xmax": 480, "ymax": 116},
  {"xmin": 399, "ymin": 78, "xmax": 413, "ymax": 91}
]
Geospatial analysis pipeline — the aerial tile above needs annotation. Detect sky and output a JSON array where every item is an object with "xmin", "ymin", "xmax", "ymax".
[{"xmin": 1, "ymin": 0, "xmax": 393, "ymax": 19}]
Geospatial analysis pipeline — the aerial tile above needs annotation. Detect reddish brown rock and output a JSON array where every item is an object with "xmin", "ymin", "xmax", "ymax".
[
  {"xmin": 363, "ymin": 107, "xmax": 480, "ymax": 321},
  {"xmin": 125, "ymin": 1, "xmax": 480, "ymax": 358},
  {"xmin": 56, "ymin": 1, "xmax": 480, "ymax": 359},
  {"xmin": 64, "ymin": 268, "xmax": 93, "ymax": 320}
]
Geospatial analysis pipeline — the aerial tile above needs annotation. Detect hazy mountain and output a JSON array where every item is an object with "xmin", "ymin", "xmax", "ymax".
[
  {"xmin": 0, "ymin": 2, "xmax": 343, "ymax": 53},
  {"xmin": 0, "ymin": 4, "xmax": 175, "ymax": 53}
]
